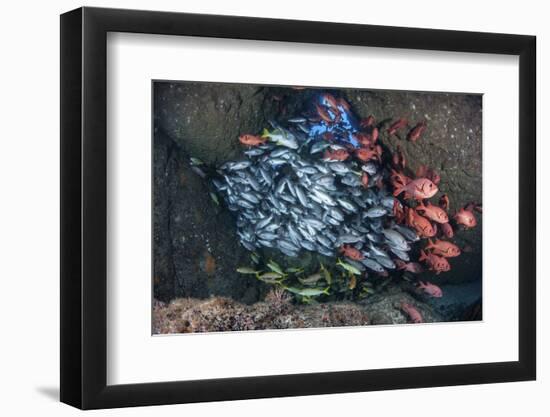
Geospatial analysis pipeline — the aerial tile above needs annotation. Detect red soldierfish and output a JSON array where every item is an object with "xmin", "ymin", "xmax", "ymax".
[
  {"xmin": 425, "ymin": 239, "xmax": 461, "ymax": 257},
  {"xmin": 355, "ymin": 146, "xmax": 381, "ymax": 162},
  {"xmin": 419, "ymin": 250, "xmax": 451, "ymax": 274},
  {"xmin": 323, "ymin": 149, "xmax": 349, "ymax": 161},
  {"xmin": 371, "ymin": 127, "xmax": 379, "ymax": 143},
  {"xmin": 441, "ymin": 222, "xmax": 454, "ymax": 238},
  {"xmin": 390, "ymin": 169, "xmax": 412, "ymax": 187},
  {"xmin": 400, "ymin": 302, "xmax": 423, "ymax": 323},
  {"xmin": 360, "ymin": 115, "xmax": 376, "ymax": 128},
  {"xmin": 416, "ymin": 201, "xmax": 449, "ymax": 224},
  {"xmin": 454, "ymin": 207, "xmax": 477, "ymax": 229},
  {"xmin": 439, "ymin": 194, "xmax": 450, "ymax": 210},
  {"xmin": 417, "ymin": 281, "xmax": 443, "ymax": 298},
  {"xmin": 320, "ymin": 93, "xmax": 339, "ymax": 110},
  {"xmin": 353, "ymin": 132, "xmax": 376, "ymax": 147},
  {"xmin": 239, "ymin": 134, "xmax": 267, "ymax": 146},
  {"xmin": 407, "ymin": 121, "xmax": 427, "ymax": 142},
  {"xmin": 392, "ymin": 145, "xmax": 407, "ymax": 170},
  {"xmin": 408, "ymin": 209, "xmax": 437, "ymax": 237},
  {"xmin": 336, "ymin": 97, "xmax": 352, "ymax": 111},
  {"xmin": 465, "ymin": 202, "xmax": 483, "ymax": 213},
  {"xmin": 339, "ymin": 245, "xmax": 365, "ymax": 261},
  {"xmin": 393, "ymin": 178, "xmax": 438, "ymax": 200},
  {"xmin": 387, "ymin": 118, "xmax": 408, "ymax": 136},
  {"xmin": 393, "ymin": 199, "xmax": 406, "ymax": 224},
  {"xmin": 361, "ymin": 173, "xmax": 369, "ymax": 188},
  {"xmin": 315, "ymin": 103, "xmax": 335, "ymax": 123},
  {"xmin": 395, "ymin": 259, "xmax": 423, "ymax": 273}
]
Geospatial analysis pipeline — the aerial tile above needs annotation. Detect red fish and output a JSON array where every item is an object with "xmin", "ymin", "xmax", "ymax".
[
  {"xmin": 239, "ymin": 134, "xmax": 267, "ymax": 146},
  {"xmin": 416, "ymin": 201, "xmax": 449, "ymax": 224},
  {"xmin": 371, "ymin": 127, "xmax": 379, "ymax": 143},
  {"xmin": 417, "ymin": 281, "xmax": 443, "ymax": 298},
  {"xmin": 339, "ymin": 245, "xmax": 364, "ymax": 261},
  {"xmin": 441, "ymin": 222, "xmax": 454, "ymax": 238},
  {"xmin": 465, "ymin": 202, "xmax": 483, "ymax": 213},
  {"xmin": 360, "ymin": 115, "xmax": 376, "ymax": 128},
  {"xmin": 407, "ymin": 121, "xmax": 427, "ymax": 142},
  {"xmin": 419, "ymin": 250, "xmax": 451, "ymax": 274},
  {"xmin": 353, "ymin": 132, "xmax": 375, "ymax": 147},
  {"xmin": 390, "ymin": 169, "xmax": 411, "ymax": 187},
  {"xmin": 395, "ymin": 259, "xmax": 423, "ymax": 273},
  {"xmin": 392, "ymin": 145, "xmax": 407, "ymax": 170},
  {"xmin": 400, "ymin": 302, "xmax": 423, "ymax": 323},
  {"xmin": 324, "ymin": 149, "xmax": 349, "ymax": 161},
  {"xmin": 429, "ymin": 170, "xmax": 441, "ymax": 185},
  {"xmin": 393, "ymin": 199, "xmax": 406, "ymax": 224},
  {"xmin": 320, "ymin": 93, "xmax": 339, "ymax": 110},
  {"xmin": 425, "ymin": 238, "xmax": 461, "ymax": 257},
  {"xmin": 392, "ymin": 152, "xmax": 400, "ymax": 168},
  {"xmin": 361, "ymin": 172, "xmax": 369, "ymax": 188},
  {"xmin": 315, "ymin": 103, "xmax": 334, "ymax": 123},
  {"xmin": 408, "ymin": 209, "xmax": 437, "ymax": 237},
  {"xmin": 454, "ymin": 207, "xmax": 477, "ymax": 229},
  {"xmin": 393, "ymin": 178, "xmax": 438, "ymax": 200},
  {"xmin": 355, "ymin": 146, "xmax": 381, "ymax": 162},
  {"xmin": 416, "ymin": 164, "xmax": 440, "ymax": 185},
  {"xmin": 439, "ymin": 194, "xmax": 450, "ymax": 210},
  {"xmin": 387, "ymin": 118, "xmax": 408, "ymax": 136},
  {"xmin": 336, "ymin": 97, "xmax": 352, "ymax": 111}
]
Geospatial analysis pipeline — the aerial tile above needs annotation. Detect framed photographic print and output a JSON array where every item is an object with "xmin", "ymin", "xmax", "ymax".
[{"xmin": 60, "ymin": 7, "xmax": 536, "ymax": 409}]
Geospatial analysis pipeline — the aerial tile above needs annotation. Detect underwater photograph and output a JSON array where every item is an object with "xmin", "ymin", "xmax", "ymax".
[{"xmin": 152, "ymin": 81, "xmax": 482, "ymax": 334}]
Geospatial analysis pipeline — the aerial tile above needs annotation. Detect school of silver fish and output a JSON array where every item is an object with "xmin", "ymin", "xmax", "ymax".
[{"xmin": 212, "ymin": 95, "xmax": 421, "ymax": 276}]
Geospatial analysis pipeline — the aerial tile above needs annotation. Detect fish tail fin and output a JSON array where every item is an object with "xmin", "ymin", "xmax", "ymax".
[
  {"xmin": 419, "ymin": 250, "xmax": 427, "ymax": 262},
  {"xmin": 261, "ymin": 128, "xmax": 270, "ymax": 138},
  {"xmin": 323, "ymin": 287, "xmax": 330, "ymax": 295},
  {"xmin": 393, "ymin": 184, "xmax": 405, "ymax": 197},
  {"xmin": 426, "ymin": 238, "xmax": 434, "ymax": 249}
]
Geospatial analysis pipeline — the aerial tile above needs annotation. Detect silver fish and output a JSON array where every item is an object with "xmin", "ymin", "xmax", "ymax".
[
  {"xmin": 361, "ymin": 258, "xmax": 385, "ymax": 273},
  {"xmin": 288, "ymin": 117, "xmax": 307, "ymax": 123},
  {"xmin": 336, "ymin": 198, "xmax": 357, "ymax": 213},
  {"xmin": 294, "ymin": 185, "xmax": 309, "ymax": 207},
  {"xmin": 393, "ymin": 224, "xmax": 419, "ymax": 242},
  {"xmin": 382, "ymin": 229, "xmax": 409, "ymax": 251},
  {"xmin": 328, "ymin": 162, "xmax": 350, "ymax": 175},
  {"xmin": 310, "ymin": 141, "xmax": 330, "ymax": 154},
  {"xmin": 228, "ymin": 161, "xmax": 252, "ymax": 171},
  {"xmin": 365, "ymin": 206, "xmax": 387, "ymax": 218}
]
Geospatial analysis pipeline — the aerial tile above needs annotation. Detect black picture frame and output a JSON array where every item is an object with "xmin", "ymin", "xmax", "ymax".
[{"xmin": 60, "ymin": 6, "xmax": 536, "ymax": 410}]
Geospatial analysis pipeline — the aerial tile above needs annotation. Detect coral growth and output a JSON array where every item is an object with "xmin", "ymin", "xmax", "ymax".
[
  {"xmin": 153, "ymin": 294, "xmax": 370, "ymax": 334},
  {"xmin": 152, "ymin": 283, "xmax": 450, "ymax": 334}
]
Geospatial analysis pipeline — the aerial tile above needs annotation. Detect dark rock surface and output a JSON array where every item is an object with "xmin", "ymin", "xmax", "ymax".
[
  {"xmin": 154, "ymin": 82, "xmax": 269, "ymax": 166},
  {"xmin": 424, "ymin": 281, "xmax": 483, "ymax": 321},
  {"xmin": 153, "ymin": 130, "xmax": 262, "ymax": 303}
]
